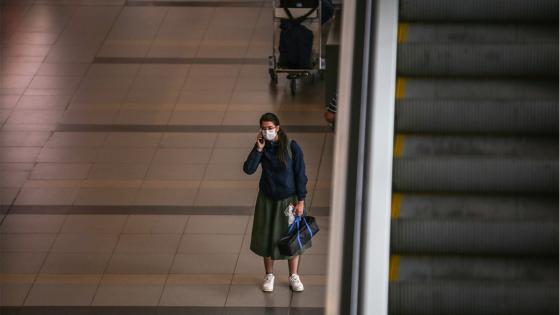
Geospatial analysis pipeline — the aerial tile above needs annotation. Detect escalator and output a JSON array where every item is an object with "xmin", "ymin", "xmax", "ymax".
[{"xmin": 389, "ymin": 1, "xmax": 559, "ymax": 314}]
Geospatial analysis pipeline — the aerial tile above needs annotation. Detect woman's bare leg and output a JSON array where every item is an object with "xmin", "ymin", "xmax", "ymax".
[
  {"xmin": 288, "ymin": 255, "xmax": 299, "ymax": 275},
  {"xmin": 264, "ymin": 256, "xmax": 274, "ymax": 274}
]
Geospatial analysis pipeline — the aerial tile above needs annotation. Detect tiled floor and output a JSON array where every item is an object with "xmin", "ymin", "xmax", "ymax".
[{"xmin": 1, "ymin": 0, "xmax": 332, "ymax": 312}]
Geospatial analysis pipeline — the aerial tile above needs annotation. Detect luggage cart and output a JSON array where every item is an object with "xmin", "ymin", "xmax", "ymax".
[{"xmin": 268, "ymin": 0, "xmax": 325, "ymax": 95}]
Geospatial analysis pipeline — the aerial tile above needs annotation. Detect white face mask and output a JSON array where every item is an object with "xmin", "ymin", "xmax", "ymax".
[{"xmin": 262, "ymin": 129, "xmax": 277, "ymax": 141}]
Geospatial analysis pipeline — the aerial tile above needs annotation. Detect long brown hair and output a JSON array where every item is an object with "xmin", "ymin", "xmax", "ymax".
[{"xmin": 260, "ymin": 112, "xmax": 289, "ymax": 166}]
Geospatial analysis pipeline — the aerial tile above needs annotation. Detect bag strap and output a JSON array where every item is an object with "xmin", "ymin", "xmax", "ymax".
[
  {"xmin": 302, "ymin": 216, "xmax": 314, "ymax": 238},
  {"xmin": 295, "ymin": 218, "xmax": 303, "ymax": 249},
  {"xmin": 283, "ymin": 6, "xmax": 318, "ymax": 24}
]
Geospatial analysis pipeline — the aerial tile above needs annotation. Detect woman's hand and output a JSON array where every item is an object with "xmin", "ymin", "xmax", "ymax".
[
  {"xmin": 256, "ymin": 132, "xmax": 265, "ymax": 152},
  {"xmin": 294, "ymin": 200, "xmax": 305, "ymax": 216}
]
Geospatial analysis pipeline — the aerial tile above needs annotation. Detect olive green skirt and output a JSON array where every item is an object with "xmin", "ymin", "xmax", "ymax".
[{"xmin": 250, "ymin": 191, "xmax": 311, "ymax": 260}]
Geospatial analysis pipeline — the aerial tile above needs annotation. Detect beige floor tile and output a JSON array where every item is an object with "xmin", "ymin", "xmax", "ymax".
[
  {"xmin": 104, "ymin": 132, "xmax": 162, "ymax": 147},
  {"xmin": 61, "ymin": 109, "xmax": 119, "ymax": 124},
  {"xmin": 160, "ymin": 133, "xmax": 217, "ymax": 148},
  {"xmin": 0, "ymin": 282, "xmax": 33, "ymax": 306},
  {"xmin": 203, "ymin": 164, "xmax": 259, "ymax": 181},
  {"xmin": 141, "ymin": 180, "xmax": 199, "ymax": 189},
  {"xmin": 25, "ymin": 275, "xmax": 101, "ymax": 306},
  {"xmin": 169, "ymin": 111, "xmax": 225, "ymax": 125},
  {"xmin": 87, "ymin": 64, "xmax": 140, "ymax": 76},
  {"xmin": 170, "ymin": 254, "xmax": 238, "ymax": 274},
  {"xmin": 74, "ymin": 187, "xmax": 138, "ymax": 205},
  {"xmin": 310, "ymin": 188, "xmax": 331, "ymax": 208},
  {"xmin": 1, "ymin": 123, "xmax": 59, "ymax": 132},
  {"xmin": 188, "ymin": 64, "xmax": 240, "ymax": 78},
  {"xmin": 61, "ymin": 214, "xmax": 128, "ymax": 234},
  {"xmin": 16, "ymin": 94, "xmax": 72, "ymax": 110},
  {"xmin": 174, "ymin": 102, "xmax": 228, "ymax": 112},
  {"xmin": 88, "ymin": 163, "xmax": 149, "ymax": 180},
  {"xmin": 30, "ymin": 163, "xmax": 91, "ymax": 180},
  {"xmin": 214, "ymin": 132, "xmax": 257, "ymax": 148},
  {"xmin": 131, "ymin": 76, "xmax": 186, "ymax": 91},
  {"xmin": 0, "ymin": 147, "xmax": 42, "ymax": 163},
  {"xmin": 37, "ymin": 147, "xmax": 98, "ymax": 163},
  {"xmin": 71, "ymin": 88, "xmax": 127, "ymax": 107},
  {"xmin": 179, "ymin": 234, "xmax": 243, "ymax": 254},
  {"xmin": 0, "ymin": 188, "xmax": 19, "ymax": 205},
  {"xmin": 195, "ymin": 187, "xmax": 258, "ymax": 206},
  {"xmin": 93, "ymin": 275, "xmax": 166, "ymax": 306},
  {"xmin": 226, "ymin": 284, "xmax": 291, "ymax": 307},
  {"xmin": 115, "ymin": 234, "xmax": 181, "ymax": 254},
  {"xmin": 0, "ymin": 95, "xmax": 21, "ymax": 110},
  {"xmin": 28, "ymin": 75, "xmax": 82, "ymax": 90},
  {"xmin": 123, "ymin": 215, "xmax": 189, "ymax": 234},
  {"xmin": 298, "ymin": 255, "xmax": 327, "ymax": 275},
  {"xmin": 147, "ymin": 43, "xmax": 199, "ymax": 58},
  {"xmin": 305, "ymin": 231, "xmax": 329, "ymax": 255},
  {"xmin": 133, "ymin": 188, "xmax": 198, "ymax": 206},
  {"xmin": 239, "ymin": 233, "xmax": 252, "ymax": 254},
  {"xmin": 160, "ymin": 283, "xmax": 230, "ymax": 306},
  {"xmin": 234, "ymin": 253, "xmax": 288, "ymax": 275},
  {"xmin": 106, "ymin": 253, "xmax": 174, "ymax": 274},
  {"xmin": 0, "ymin": 214, "xmax": 66, "ymax": 234},
  {"xmin": 291, "ymin": 285, "xmax": 325, "ymax": 307},
  {"xmin": 222, "ymin": 111, "xmax": 263, "ymax": 126},
  {"xmin": 166, "ymin": 274, "xmax": 231, "ymax": 285},
  {"xmin": 1, "ymin": 75, "xmax": 34, "ymax": 89},
  {"xmin": 146, "ymin": 165, "xmax": 206, "ymax": 181},
  {"xmin": 52, "ymin": 234, "xmax": 119, "ymax": 253},
  {"xmin": 138, "ymin": 64, "xmax": 190, "ymax": 77},
  {"xmin": 79, "ymin": 75, "xmax": 135, "ymax": 90},
  {"xmin": 0, "ymin": 234, "xmax": 57, "ymax": 252},
  {"xmin": 115, "ymin": 110, "xmax": 172, "ymax": 125},
  {"xmin": 15, "ymin": 187, "xmax": 79, "ymax": 206},
  {"xmin": 152, "ymin": 148, "xmax": 212, "ymax": 165},
  {"xmin": 183, "ymin": 76, "xmax": 237, "ymax": 92},
  {"xmin": 46, "ymin": 132, "xmax": 108, "ymax": 147},
  {"xmin": 0, "ymin": 170, "xmax": 29, "ymax": 188},
  {"xmin": 176, "ymin": 91, "xmax": 231, "ymax": 111},
  {"xmin": 97, "ymin": 42, "xmax": 150, "ymax": 58},
  {"xmin": 185, "ymin": 215, "xmax": 249, "ymax": 234},
  {"xmin": 1, "ymin": 252, "xmax": 47, "ymax": 273},
  {"xmin": 125, "ymin": 88, "xmax": 181, "ymax": 104},
  {"xmin": 235, "ymin": 76, "xmax": 274, "ymax": 92},
  {"xmin": 95, "ymin": 148, "xmax": 155, "ymax": 164},
  {"xmin": 209, "ymin": 148, "xmax": 251, "ymax": 165},
  {"xmin": 1, "ymin": 62, "xmax": 41, "ymax": 76},
  {"xmin": 41, "ymin": 253, "xmax": 112, "ymax": 274}
]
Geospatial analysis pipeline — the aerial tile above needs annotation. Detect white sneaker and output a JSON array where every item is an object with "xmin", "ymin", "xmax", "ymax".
[
  {"xmin": 262, "ymin": 273, "xmax": 275, "ymax": 292},
  {"xmin": 289, "ymin": 274, "xmax": 304, "ymax": 292}
]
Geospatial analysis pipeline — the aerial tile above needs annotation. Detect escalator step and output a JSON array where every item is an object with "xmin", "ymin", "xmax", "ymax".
[
  {"xmin": 392, "ymin": 193, "xmax": 558, "ymax": 220},
  {"xmin": 389, "ymin": 281, "xmax": 558, "ymax": 315},
  {"xmin": 400, "ymin": 0, "xmax": 559, "ymax": 22},
  {"xmin": 391, "ymin": 256, "xmax": 558, "ymax": 282},
  {"xmin": 397, "ymin": 43, "xmax": 558, "ymax": 76},
  {"xmin": 396, "ymin": 78, "xmax": 557, "ymax": 99},
  {"xmin": 391, "ymin": 220, "xmax": 558, "ymax": 255},
  {"xmin": 393, "ymin": 158, "xmax": 557, "ymax": 192},
  {"xmin": 400, "ymin": 23, "xmax": 557, "ymax": 44},
  {"xmin": 394, "ymin": 135, "xmax": 558, "ymax": 158},
  {"xmin": 396, "ymin": 100, "xmax": 558, "ymax": 134}
]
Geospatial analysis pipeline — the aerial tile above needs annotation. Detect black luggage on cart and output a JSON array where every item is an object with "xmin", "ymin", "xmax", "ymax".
[{"xmin": 278, "ymin": 7, "xmax": 316, "ymax": 69}]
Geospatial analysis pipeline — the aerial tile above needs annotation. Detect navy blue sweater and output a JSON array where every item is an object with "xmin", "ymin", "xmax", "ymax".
[{"xmin": 243, "ymin": 139, "xmax": 308, "ymax": 201}]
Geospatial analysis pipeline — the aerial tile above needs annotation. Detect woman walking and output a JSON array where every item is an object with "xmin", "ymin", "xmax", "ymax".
[{"xmin": 243, "ymin": 112, "xmax": 309, "ymax": 293}]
